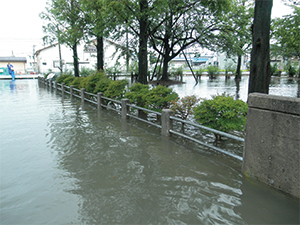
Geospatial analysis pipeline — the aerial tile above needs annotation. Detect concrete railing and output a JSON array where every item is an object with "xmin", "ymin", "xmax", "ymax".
[
  {"xmin": 38, "ymin": 77, "xmax": 244, "ymax": 161},
  {"xmin": 243, "ymin": 93, "xmax": 300, "ymax": 199}
]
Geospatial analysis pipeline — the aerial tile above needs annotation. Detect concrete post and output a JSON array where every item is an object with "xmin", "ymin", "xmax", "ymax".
[
  {"xmin": 49, "ymin": 80, "xmax": 53, "ymax": 90},
  {"xmin": 243, "ymin": 93, "xmax": 300, "ymax": 199},
  {"xmin": 55, "ymin": 82, "xmax": 58, "ymax": 92},
  {"xmin": 161, "ymin": 109, "xmax": 173, "ymax": 136},
  {"xmin": 81, "ymin": 88, "xmax": 86, "ymax": 104},
  {"xmin": 97, "ymin": 92, "xmax": 103, "ymax": 110},
  {"xmin": 121, "ymin": 98, "xmax": 130, "ymax": 119},
  {"xmin": 61, "ymin": 83, "xmax": 65, "ymax": 95},
  {"xmin": 70, "ymin": 85, "xmax": 74, "ymax": 97}
]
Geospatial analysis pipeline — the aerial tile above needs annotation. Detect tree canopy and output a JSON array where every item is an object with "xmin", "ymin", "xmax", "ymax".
[{"xmin": 272, "ymin": 5, "xmax": 300, "ymax": 77}]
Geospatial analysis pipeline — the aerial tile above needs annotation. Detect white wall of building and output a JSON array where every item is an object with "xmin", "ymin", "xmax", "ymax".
[{"xmin": 35, "ymin": 39, "xmax": 128, "ymax": 74}]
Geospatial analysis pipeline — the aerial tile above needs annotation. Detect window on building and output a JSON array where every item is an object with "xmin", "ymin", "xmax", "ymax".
[
  {"xmin": 53, "ymin": 61, "xmax": 60, "ymax": 68},
  {"xmin": 42, "ymin": 62, "xmax": 47, "ymax": 66}
]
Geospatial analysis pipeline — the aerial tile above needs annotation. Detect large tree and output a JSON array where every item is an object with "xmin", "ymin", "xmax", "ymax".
[
  {"xmin": 40, "ymin": 8, "xmax": 64, "ymax": 74},
  {"xmin": 248, "ymin": 0, "xmax": 273, "ymax": 94},
  {"xmin": 149, "ymin": 0, "xmax": 231, "ymax": 81},
  {"xmin": 42, "ymin": 0, "xmax": 85, "ymax": 77},
  {"xmin": 272, "ymin": 5, "xmax": 300, "ymax": 78},
  {"xmin": 109, "ymin": 0, "xmax": 153, "ymax": 84},
  {"xmin": 211, "ymin": 0, "xmax": 253, "ymax": 81},
  {"xmin": 80, "ymin": 0, "xmax": 108, "ymax": 71}
]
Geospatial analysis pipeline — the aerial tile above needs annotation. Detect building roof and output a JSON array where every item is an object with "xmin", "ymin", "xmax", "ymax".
[
  {"xmin": 35, "ymin": 44, "xmax": 58, "ymax": 56},
  {"xmin": 0, "ymin": 57, "xmax": 27, "ymax": 62}
]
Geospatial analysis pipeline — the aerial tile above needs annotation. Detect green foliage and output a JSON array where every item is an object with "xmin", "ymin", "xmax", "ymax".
[
  {"xmin": 124, "ymin": 83, "xmax": 150, "ymax": 107},
  {"xmin": 128, "ymin": 61, "xmax": 139, "ymax": 74},
  {"xmin": 63, "ymin": 76, "xmax": 75, "ymax": 86},
  {"xmin": 80, "ymin": 67, "xmax": 95, "ymax": 77},
  {"xmin": 196, "ymin": 67, "xmax": 205, "ymax": 77},
  {"xmin": 270, "ymin": 63, "xmax": 279, "ymax": 76},
  {"xmin": 170, "ymin": 66, "xmax": 184, "ymax": 79},
  {"xmin": 80, "ymin": 71, "xmax": 106, "ymax": 93},
  {"xmin": 56, "ymin": 73, "xmax": 73, "ymax": 84},
  {"xmin": 170, "ymin": 95, "xmax": 200, "ymax": 120},
  {"xmin": 105, "ymin": 62, "xmax": 122, "ymax": 75},
  {"xmin": 285, "ymin": 62, "xmax": 297, "ymax": 77},
  {"xmin": 70, "ymin": 77, "xmax": 84, "ymax": 89},
  {"xmin": 272, "ymin": 6, "xmax": 300, "ymax": 77},
  {"xmin": 94, "ymin": 78, "xmax": 112, "ymax": 94},
  {"xmin": 207, "ymin": 66, "xmax": 219, "ymax": 79},
  {"xmin": 193, "ymin": 93, "xmax": 248, "ymax": 140},
  {"xmin": 104, "ymin": 80, "xmax": 128, "ymax": 100},
  {"xmin": 145, "ymin": 85, "xmax": 178, "ymax": 112}
]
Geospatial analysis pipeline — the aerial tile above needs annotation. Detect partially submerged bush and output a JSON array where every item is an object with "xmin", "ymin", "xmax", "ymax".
[
  {"xmin": 125, "ymin": 83, "xmax": 150, "ymax": 107},
  {"xmin": 207, "ymin": 65, "xmax": 219, "ymax": 79},
  {"xmin": 171, "ymin": 95, "xmax": 200, "ymax": 120},
  {"xmin": 193, "ymin": 93, "xmax": 248, "ymax": 140},
  {"xmin": 63, "ymin": 76, "xmax": 75, "ymax": 86},
  {"xmin": 145, "ymin": 85, "xmax": 178, "ymax": 112},
  {"xmin": 80, "ymin": 71, "xmax": 106, "ymax": 93},
  {"xmin": 104, "ymin": 80, "xmax": 128, "ymax": 100},
  {"xmin": 94, "ymin": 78, "xmax": 111, "ymax": 94},
  {"xmin": 70, "ymin": 77, "xmax": 84, "ymax": 89},
  {"xmin": 56, "ymin": 73, "xmax": 73, "ymax": 84}
]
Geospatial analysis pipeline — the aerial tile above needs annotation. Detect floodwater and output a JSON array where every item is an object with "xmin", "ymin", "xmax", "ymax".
[
  {"xmin": 0, "ymin": 79, "xmax": 299, "ymax": 224},
  {"xmin": 172, "ymin": 76, "xmax": 299, "ymax": 101}
]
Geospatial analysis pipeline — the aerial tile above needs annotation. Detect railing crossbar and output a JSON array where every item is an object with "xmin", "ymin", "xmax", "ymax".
[
  {"xmin": 127, "ymin": 104, "xmax": 162, "ymax": 116},
  {"xmin": 170, "ymin": 116, "xmax": 244, "ymax": 142},
  {"xmin": 127, "ymin": 114, "xmax": 162, "ymax": 129},
  {"xmin": 169, "ymin": 129, "xmax": 243, "ymax": 161}
]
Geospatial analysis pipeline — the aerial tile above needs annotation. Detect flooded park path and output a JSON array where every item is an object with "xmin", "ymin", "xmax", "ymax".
[{"xmin": 0, "ymin": 79, "xmax": 299, "ymax": 224}]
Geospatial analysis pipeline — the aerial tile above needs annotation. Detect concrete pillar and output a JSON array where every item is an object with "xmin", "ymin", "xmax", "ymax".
[
  {"xmin": 61, "ymin": 83, "xmax": 65, "ymax": 96},
  {"xmin": 49, "ymin": 80, "xmax": 53, "ymax": 90},
  {"xmin": 81, "ymin": 88, "xmax": 86, "ymax": 104},
  {"xmin": 121, "ymin": 98, "xmax": 130, "ymax": 119},
  {"xmin": 243, "ymin": 93, "xmax": 300, "ymax": 199},
  {"xmin": 55, "ymin": 82, "xmax": 58, "ymax": 92},
  {"xmin": 161, "ymin": 109, "xmax": 173, "ymax": 136},
  {"xmin": 70, "ymin": 85, "xmax": 74, "ymax": 97},
  {"xmin": 97, "ymin": 92, "xmax": 103, "ymax": 110}
]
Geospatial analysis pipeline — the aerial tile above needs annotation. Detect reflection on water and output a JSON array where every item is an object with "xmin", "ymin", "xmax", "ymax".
[{"xmin": 0, "ymin": 79, "xmax": 299, "ymax": 224}]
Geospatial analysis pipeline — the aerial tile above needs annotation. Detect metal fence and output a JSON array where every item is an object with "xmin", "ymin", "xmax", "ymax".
[{"xmin": 39, "ymin": 77, "xmax": 244, "ymax": 161}]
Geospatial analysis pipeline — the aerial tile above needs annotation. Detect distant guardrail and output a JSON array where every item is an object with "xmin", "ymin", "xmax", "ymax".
[{"xmin": 38, "ymin": 77, "xmax": 244, "ymax": 161}]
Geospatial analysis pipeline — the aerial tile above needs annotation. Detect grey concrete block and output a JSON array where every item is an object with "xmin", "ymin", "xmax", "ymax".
[{"xmin": 243, "ymin": 94, "xmax": 300, "ymax": 199}]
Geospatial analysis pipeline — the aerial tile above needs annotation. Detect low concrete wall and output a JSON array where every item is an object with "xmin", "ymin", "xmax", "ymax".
[{"xmin": 243, "ymin": 93, "xmax": 300, "ymax": 199}]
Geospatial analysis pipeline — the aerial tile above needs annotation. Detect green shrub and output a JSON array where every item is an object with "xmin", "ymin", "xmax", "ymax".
[
  {"xmin": 80, "ymin": 67, "xmax": 95, "ymax": 77},
  {"xmin": 285, "ymin": 63, "xmax": 297, "ymax": 77},
  {"xmin": 270, "ymin": 63, "xmax": 278, "ymax": 76},
  {"xmin": 70, "ymin": 77, "xmax": 84, "ymax": 89},
  {"xmin": 145, "ymin": 85, "xmax": 178, "ymax": 112},
  {"xmin": 78, "ymin": 71, "xmax": 106, "ymax": 93},
  {"xmin": 193, "ymin": 93, "xmax": 248, "ymax": 140},
  {"xmin": 171, "ymin": 95, "xmax": 200, "ymax": 120},
  {"xmin": 125, "ymin": 83, "xmax": 150, "ymax": 107},
  {"xmin": 94, "ymin": 78, "xmax": 112, "ymax": 94},
  {"xmin": 207, "ymin": 65, "xmax": 219, "ymax": 79},
  {"xmin": 63, "ymin": 77, "xmax": 75, "ymax": 86},
  {"xmin": 56, "ymin": 73, "xmax": 73, "ymax": 84},
  {"xmin": 104, "ymin": 80, "xmax": 128, "ymax": 100}
]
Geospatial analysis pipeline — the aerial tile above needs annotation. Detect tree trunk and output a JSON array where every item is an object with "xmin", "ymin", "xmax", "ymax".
[
  {"xmin": 58, "ymin": 43, "xmax": 63, "ymax": 74},
  {"xmin": 248, "ymin": 0, "xmax": 273, "ymax": 95},
  {"xmin": 235, "ymin": 55, "xmax": 242, "ymax": 80},
  {"xmin": 97, "ymin": 35, "xmax": 104, "ymax": 71},
  {"xmin": 73, "ymin": 42, "xmax": 80, "ymax": 77},
  {"xmin": 161, "ymin": 55, "xmax": 169, "ymax": 81},
  {"xmin": 138, "ymin": 0, "xmax": 148, "ymax": 84}
]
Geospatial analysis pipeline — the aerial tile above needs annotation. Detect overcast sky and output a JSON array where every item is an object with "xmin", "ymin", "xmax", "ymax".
[{"xmin": 0, "ymin": 0, "xmax": 294, "ymax": 58}]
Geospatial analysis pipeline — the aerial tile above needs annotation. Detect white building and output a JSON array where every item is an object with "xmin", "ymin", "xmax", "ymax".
[{"xmin": 34, "ymin": 39, "xmax": 128, "ymax": 74}]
